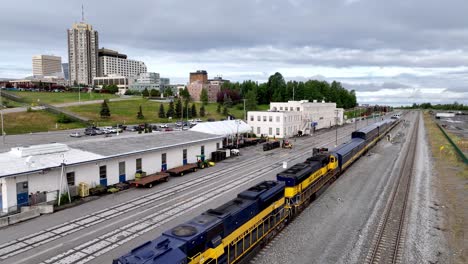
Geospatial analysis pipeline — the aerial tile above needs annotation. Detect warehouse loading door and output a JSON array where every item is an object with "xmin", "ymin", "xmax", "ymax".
[{"xmin": 16, "ymin": 181, "xmax": 29, "ymax": 208}]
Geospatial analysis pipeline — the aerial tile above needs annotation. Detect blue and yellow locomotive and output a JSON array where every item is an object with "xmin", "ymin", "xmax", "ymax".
[{"xmin": 114, "ymin": 118, "xmax": 399, "ymax": 264}]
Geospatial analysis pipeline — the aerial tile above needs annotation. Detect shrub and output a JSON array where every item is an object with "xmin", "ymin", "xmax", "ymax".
[{"xmin": 57, "ymin": 113, "xmax": 73, "ymax": 123}]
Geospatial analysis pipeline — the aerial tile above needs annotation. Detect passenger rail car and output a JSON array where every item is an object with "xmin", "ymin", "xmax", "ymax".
[{"xmin": 114, "ymin": 119, "xmax": 400, "ymax": 264}]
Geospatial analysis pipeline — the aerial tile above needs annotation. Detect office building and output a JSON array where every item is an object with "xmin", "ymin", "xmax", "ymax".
[
  {"xmin": 62, "ymin": 63, "xmax": 69, "ymax": 80},
  {"xmin": 93, "ymin": 74, "xmax": 133, "ymax": 94},
  {"xmin": 67, "ymin": 22, "xmax": 99, "ymax": 85},
  {"xmin": 98, "ymin": 48, "xmax": 147, "ymax": 78},
  {"xmin": 129, "ymin": 72, "xmax": 160, "ymax": 92},
  {"xmin": 189, "ymin": 70, "xmax": 208, "ymax": 84},
  {"xmin": 32, "ymin": 55, "xmax": 62, "ymax": 76}
]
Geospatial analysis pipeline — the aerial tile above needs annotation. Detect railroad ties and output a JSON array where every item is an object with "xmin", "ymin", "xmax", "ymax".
[{"xmin": 366, "ymin": 113, "xmax": 419, "ymax": 264}]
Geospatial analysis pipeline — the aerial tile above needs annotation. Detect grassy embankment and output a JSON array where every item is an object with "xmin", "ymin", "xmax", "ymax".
[
  {"xmin": 423, "ymin": 112, "xmax": 467, "ymax": 264},
  {"xmin": 3, "ymin": 110, "xmax": 83, "ymax": 134},
  {"xmin": 65, "ymin": 99, "xmax": 269, "ymax": 126},
  {"xmin": 8, "ymin": 91, "xmax": 119, "ymax": 104}
]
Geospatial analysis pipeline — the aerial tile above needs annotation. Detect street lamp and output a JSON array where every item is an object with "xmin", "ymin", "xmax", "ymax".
[
  {"xmin": 0, "ymin": 86, "xmax": 5, "ymax": 144},
  {"xmin": 335, "ymin": 110, "xmax": 339, "ymax": 147}
]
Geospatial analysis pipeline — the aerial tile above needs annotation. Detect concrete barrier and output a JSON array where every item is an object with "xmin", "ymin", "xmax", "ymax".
[
  {"xmin": 0, "ymin": 216, "xmax": 8, "ymax": 228},
  {"xmin": 8, "ymin": 208, "xmax": 40, "ymax": 225},
  {"xmin": 36, "ymin": 204, "xmax": 54, "ymax": 214}
]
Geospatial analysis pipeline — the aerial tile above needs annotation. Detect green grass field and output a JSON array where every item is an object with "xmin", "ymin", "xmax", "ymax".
[
  {"xmin": 9, "ymin": 91, "xmax": 119, "ymax": 104},
  {"xmin": 3, "ymin": 110, "xmax": 84, "ymax": 134},
  {"xmin": 65, "ymin": 99, "xmax": 269, "ymax": 126}
]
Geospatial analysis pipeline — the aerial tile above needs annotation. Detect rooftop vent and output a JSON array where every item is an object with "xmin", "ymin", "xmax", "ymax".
[{"xmin": 11, "ymin": 143, "xmax": 69, "ymax": 157}]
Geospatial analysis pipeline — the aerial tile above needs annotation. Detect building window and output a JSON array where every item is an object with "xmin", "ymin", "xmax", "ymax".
[
  {"xmin": 257, "ymin": 116, "xmax": 261, "ymax": 121},
  {"xmin": 280, "ymin": 107, "xmax": 283, "ymax": 110},
  {"xmin": 183, "ymin": 149, "xmax": 187, "ymax": 160},
  {"xmin": 257, "ymin": 127, "xmax": 261, "ymax": 134},
  {"xmin": 162, "ymin": 153, "xmax": 167, "ymax": 164},
  {"xmin": 136, "ymin": 158, "xmax": 142, "ymax": 171},
  {"xmin": 263, "ymin": 116, "xmax": 267, "ymax": 122},
  {"xmin": 119, "ymin": 162, "xmax": 125, "ymax": 175},
  {"xmin": 66, "ymin": 172, "xmax": 75, "ymax": 186},
  {"xmin": 296, "ymin": 107, "xmax": 300, "ymax": 111},
  {"xmin": 276, "ymin": 116, "xmax": 280, "ymax": 122},
  {"xmin": 269, "ymin": 116, "xmax": 272, "ymax": 122},
  {"xmin": 250, "ymin": 116, "xmax": 254, "ymax": 121},
  {"xmin": 201, "ymin": 145, "xmax": 205, "ymax": 155},
  {"xmin": 99, "ymin": 165, "xmax": 107, "ymax": 179},
  {"xmin": 276, "ymin": 128, "xmax": 280, "ymax": 135},
  {"xmin": 216, "ymin": 142, "xmax": 220, "ymax": 149},
  {"xmin": 269, "ymin": 127, "xmax": 272, "ymax": 135}
]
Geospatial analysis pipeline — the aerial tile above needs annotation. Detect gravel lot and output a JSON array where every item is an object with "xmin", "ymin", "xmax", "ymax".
[{"xmin": 254, "ymin": 113, "xmax": 418, "ymax": 264}]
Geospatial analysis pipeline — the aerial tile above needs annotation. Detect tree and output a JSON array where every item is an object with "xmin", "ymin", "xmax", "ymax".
[
  {"xmin": 137, "ymin": 105, "xmax": 144, "ymax": 119},
  {"xmin": 222, "ymin": 106, "xmax": 228, "ymax": 116},
  {"xmin": 191, "ymin": 104, "xmax": 197, "ymax": 117},
  {"xmin": 150, "ymin": 89, "xmax": 160, "ymax": 97},
  {"xmin": 175, "ymin": 98, "xmax": 182, "ymax": 118},
  {"xmin": 200, "ymin": 88, "xmax": 209, "ymax": 105},
  {"xmin": 164, "ymin": 88, "xmax": 173, "ymax": 97},
  {"xmin": 180, "ymin": 87, "xmax": 191, "ymax": 101},
  {"xmin": 100, "ymin": 99, "xmax": 111, "ymax": 118},
  {"xmin": 200, "ymin": 104, "xmax": 206, "ymax": 117},
  {"xmin": 158, "ymin": 104, "xmax": 165, "ymax": 118},
  {"xmin": 223, "ymin": 93, "xmax": 233, "ymax": 108},
  {"xmin": 166, "ymin": 101, "xmax": 175, "ymax": 118},
  {"xmin": 245, "ymin": 89, "xmax": 257, "ymax": 111},
  {"xmin": 106, "ymin": 84, "xmax": 119, "ymax": 94},
  {"xmin": 142, "ymin": 88, "xmax": 149, "ymax": 97},
  {"xmin": 216, "ymin": 103, "xmax": 221, "ymax": 113}
]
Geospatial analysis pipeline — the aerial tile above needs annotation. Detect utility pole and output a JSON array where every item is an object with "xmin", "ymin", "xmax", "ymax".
[
  {"xmin": 0, "ymin": 87, "xmax": 5, "ymax": 144},
  {"xmin": 242, "ymin": 99, "xmax": 247, "ymax": 121},
  {"xmin": 335, "ymin": 110, "xmax": 338, "ymax": 147}
]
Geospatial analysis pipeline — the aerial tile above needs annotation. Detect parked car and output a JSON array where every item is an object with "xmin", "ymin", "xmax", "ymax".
[
  {"xmin": 84, "ymin": 129, "xmax": 97, "ymax": 136},
  {"xmin": 175, "ymin": 121, "xmax": 183, "ymax": 127},
  {"xmin": 160, "ymin": 124, "xmax": 169, "ymax": 128},
  {"xmin": 195, "ymin": 118, "xmax": 202, "ymax": 122},
  {"xmin": 69, "ymin": 132, "xmax": 82, "ymax": 138}
]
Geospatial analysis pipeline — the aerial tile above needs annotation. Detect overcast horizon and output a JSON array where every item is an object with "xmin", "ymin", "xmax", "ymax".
[{"xmin": 1, "ymin": 0, "xmax": 467, "ymax": 106}]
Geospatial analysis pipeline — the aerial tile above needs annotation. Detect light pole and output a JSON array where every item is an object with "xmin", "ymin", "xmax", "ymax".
[
  {"xmin": 236, "ymin": 120, "xmax": 240, "ymax": 149},
  {"xmin": 242, "ymin": 99, "xmax": 247, "ymax": 121},
  {"xmin": 335, "ymin": 110, "xmax": 338, "ymax": 147},
  {"xmin": 0, "ymin": 87, "xmax": 5, "ymax": 144}
]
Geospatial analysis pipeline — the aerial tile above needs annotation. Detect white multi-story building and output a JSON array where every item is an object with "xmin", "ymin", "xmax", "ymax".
[
  {"xmin": 93, "ymin": 74, "xmax": 133, "ymax": 94},
  {"xmin": 248, "ymin": 110, "xmax": 302, "ymax": 138},
  {"xmin": 67, "ymin": 22, "xmax": 99, "ymax": 85},
  {"xmin": 98, "ymin": 48, "xmax": 147, "ymax": 78},
  {"xmin": 247, "ymin": 100, "xmax": 344, "ymax": 138},
  {"xmin": 32, "ymin": 55, "xmax": 62, "ymax": 76}
]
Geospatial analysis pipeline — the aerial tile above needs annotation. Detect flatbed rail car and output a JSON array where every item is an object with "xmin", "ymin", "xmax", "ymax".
[
  {"xmin": 166, "ymin": 163, "xmax": 198, "ymax": 176},
  {"xmin": 130, "ymin": 172, "xmax": 169, "ymax": 188},
  {"xmin": 263, "ymin": 141, "xmax": 280, "ymax": 151}
]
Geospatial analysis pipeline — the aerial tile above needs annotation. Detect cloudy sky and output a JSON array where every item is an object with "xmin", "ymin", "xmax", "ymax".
[{"xmin": 1, "ymin": 0, "xmax": 467, "ymax": 105}]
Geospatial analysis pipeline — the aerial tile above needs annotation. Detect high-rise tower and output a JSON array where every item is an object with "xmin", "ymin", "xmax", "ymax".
[{"xmin": 67, "ymin": 16, "xmax": 99, "ymax": 85}]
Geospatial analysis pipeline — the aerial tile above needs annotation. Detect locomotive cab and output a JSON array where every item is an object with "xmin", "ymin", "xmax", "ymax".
[{"xmin": 328, "ymin": 155, "xmax": 338, "ymax": 171}]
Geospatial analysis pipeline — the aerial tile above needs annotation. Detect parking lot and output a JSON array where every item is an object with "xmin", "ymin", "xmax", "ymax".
[{"xmin": 0, "ymin": 119, "xmax": 203, "ymax": 153}]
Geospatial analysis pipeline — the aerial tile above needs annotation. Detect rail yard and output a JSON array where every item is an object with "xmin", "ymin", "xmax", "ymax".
[{"xmin": 0, "ymin": 111, "xmax": 460, "ymax": 264}]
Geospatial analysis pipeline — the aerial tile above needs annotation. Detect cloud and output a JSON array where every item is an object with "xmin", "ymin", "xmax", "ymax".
[{"xmin": 0, "ymin": 0, "xmax": 467, "ymax": 105}]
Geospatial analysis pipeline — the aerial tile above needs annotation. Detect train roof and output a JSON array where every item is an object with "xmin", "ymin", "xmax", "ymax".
[
  {"xmin": 115, "ymin": 236, "xmax": 186, "ymax": 264},
  {"xmin": 333, "ymin": 138, "xmax": 365, "ymax": 155},
  {"xmin": 277, "ymin": 163, "xmax": 315, "ymax": 179}
]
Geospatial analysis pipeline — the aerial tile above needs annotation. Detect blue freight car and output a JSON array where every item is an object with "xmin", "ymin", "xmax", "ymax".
[{"xmin": 352, "ymin": 124, "xmax": 379, "ymax": 142}]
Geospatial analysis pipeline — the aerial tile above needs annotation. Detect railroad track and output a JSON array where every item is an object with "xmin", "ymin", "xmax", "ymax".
[
  {"xmin": 0, "ymin": 120, "xmax": 376, "ymax": 263},
  {"xmin": 366, "ymin": 113, "xmax": 419, "ymax": 264}
]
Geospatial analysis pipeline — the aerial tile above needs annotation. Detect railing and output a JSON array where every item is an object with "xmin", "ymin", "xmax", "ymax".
[{"xmin": 435, "ymin": 122, "xmax": 468, "ymax": 164}]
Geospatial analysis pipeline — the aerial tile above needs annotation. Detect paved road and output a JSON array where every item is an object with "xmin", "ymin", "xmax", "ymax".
[{"xmin": 0, "ymin": 119, "xmax": 380, "ymax": 264}]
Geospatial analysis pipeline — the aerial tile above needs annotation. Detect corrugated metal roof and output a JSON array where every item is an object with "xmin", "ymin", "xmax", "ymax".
[
  {"xmin": 0, "ymin": 131, "xmax": 223, "ymax": 178},
  {"xmin": 190, "ymin": 120, "xmax": 251, "ymax": 136}
]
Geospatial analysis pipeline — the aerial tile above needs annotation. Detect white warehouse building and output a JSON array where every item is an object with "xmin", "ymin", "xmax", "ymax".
[
  {"xmin": 0, "ymin": 131, "xmax": 223, "ymax": 213},
  {"xmin": 248, "ymin": 100, "xmax": 344, "ymax": 138}
]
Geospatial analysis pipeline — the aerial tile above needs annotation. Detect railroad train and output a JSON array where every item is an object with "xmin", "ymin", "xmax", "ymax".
[{"xmin": 113, "ymin": 118, "xmax": 399, "ymax": 264}]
